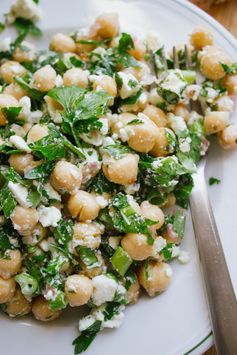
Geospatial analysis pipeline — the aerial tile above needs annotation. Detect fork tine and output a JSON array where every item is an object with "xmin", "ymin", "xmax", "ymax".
[
  {"xmin": 173, "ymin": 46, "xmax": 179, "ymax": 69},
  {"xmin": 184, "ymin": 45, "xmax": 192, "ymax": 70}
]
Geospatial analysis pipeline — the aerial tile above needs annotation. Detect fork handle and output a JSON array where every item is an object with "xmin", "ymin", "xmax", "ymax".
[{"xmin": 190, "ymin": 173, "xmax": 237, "ymax": 355}]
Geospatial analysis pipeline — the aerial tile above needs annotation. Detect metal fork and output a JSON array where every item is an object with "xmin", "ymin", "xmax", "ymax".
[{"xmin": 172, "ymin": 46, "xmax": 237, "ymax": 355}]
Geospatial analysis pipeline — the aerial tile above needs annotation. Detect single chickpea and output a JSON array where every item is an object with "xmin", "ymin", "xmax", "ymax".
[
  {"xmin": 102, "ymin": 153, "xmax": 139, "ymax": 185},
  {"xmin": 64, "ymin": 275, "xmax": 93, "ymax": 307},
  {"xmin": 3, "ymin": 83, "xmax": 26, "ymax": 100},
  {"xmin": 50, "ymin": 161, "xmax": 82, "ymax": 194},
  {"xmin": 200, "ymin": 46, "xmax": 232, "ymax": 81},
  {"xmin": 63, "ymin": 68, "xmax": 89, "ymax": 88},
  {"xmin": 150, "ymin": 127, "xmax": 173, "ymax": 157},
  {"xmin": 129, "ymin": 38, "xmax": 147, "ymax": 60},
  {"xmin": 143, "ymin": 105, "xmax": 168, "ymax": 128},
  {"xmin": 218, "ymin": 124, "xmax": 237, "ymax": 149},
  {"xmin": 140, "ymin": 201, "xmax": 164, "ymax": 230},
  {"xmin": 224, "ymin": 74, "xmax": 237, "ymax": 95},
  {"xmin": 163, "ymin": 193, "xmax": 176, "ymax": 208},
  {"xmin": 89, "ymin": 13, "xmax": 119, "ymax": 39},
  {"xmin": 21, "ymin": 223, "xmax": 47, "ymax": 246},
  {"xmin": 204, "ymin": 111, "xmax": 229, "ymax": 135},
  {"xmin": 0, "ymin": 61, "xmax": 26, "ymax": 84},
  {"xmin": 68, "ymin": 190, "xmax": 100, "ymax": 222},
  {"xmin": 32, "ymin": 65, "xmax": 56, "ymax": 92},
  {"xmin": 173, "ymin": 104, "xmax": 190, "ymax": 122},
  {"xmin": 92, "ymin": 74, "xmax": 117, "ymax": 97},
  {"xmin": 0, "ymin": 94, "xmax": 19, "ymax": 126},
  {"xmin": 50, "ymin": 33, "xmax": 76, "ymax": 53},
  {"xmin": 8, "ymin": 153, "xmax": 35, "ymax": 175},
  {"xmin": 121, "ymin": 233, "xmax": 153, "ymax": 261},
  {"xmin": 11, "ymin": 206, "xmax": 39, "ymax": 233},
  {"xmin": 0, "ymin": 250, "xmax": 22, "ymax": 279},
  {"xmin": 139, "ymin": 260, "xmax": 172, "ymax": 296},
  {"xmin": 6, "ymin": 287, "xmax": 31, "ymax": 317},
  {"xmin": 27, "ymin": 124, "xmax": 49, "ymax": 144},
  {"xmin": 190, "ymin": 26, "xmax": 213, "ymax": 50},
  {"xmin": 73, "ymin": 222, "xmax": 102, "ymax": 250},
  {"xmin": 0, "ymin": 277, "xmax": 16, "ymax": 304},
  {"xmin": 32, "ymin": 297, "xmax": 61, "ymax": 321},
  {"xmin": 13, "ymin": 41, "xmax": 36, "ymax": 62},
  {"xmin": 126, "ymin": 276, "xmax": 140, "ymax": 304}
]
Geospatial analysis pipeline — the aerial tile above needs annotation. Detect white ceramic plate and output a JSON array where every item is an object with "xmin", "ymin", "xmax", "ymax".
[{"xmin": 0, "ymin": 0, "xmax": 237, "ymax": 354}]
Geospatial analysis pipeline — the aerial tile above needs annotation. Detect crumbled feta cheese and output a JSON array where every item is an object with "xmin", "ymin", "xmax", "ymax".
[
  {"xmin": 165, "ymin": 265, "xmax": 173, "ymax": 278},
  {"xmin": 216, "ymin": 96, "xmax": 234, "ymax": 112},
  {"xmin": 149, "ymin": 88, "xmax": 164, "ymax": 106},
  {"xmin": 167, "ymin": 113, "xmax": 187, "ymax": 133},
  {"xmin": 117, "ymin": 71, "xmax": 140, "ymax": 99},
  {"xmin": 90, "ymin": 47, "xmax": 107, "ymax": 62},
  {"xmin": 99, "ymin": 118, "xmax": 109, "ymax": 135},
  {"xmin": 37, "ymin": 206, "xmax": 61, "ymax": 227},
  {"xmin": 206, "ymin": 87, "xmax": 218, "ymax": 103},
  {"xmin": 79, "ymin": 315, "xmax": 96, "ymax": 332},
  {"xmin": 7, "ymin": 0, "xmax": 42, "ymax": 24},
  {"xmin": 119, "ymin": 128, "xmax": 129, "ymax": 142},
  {"xmin": 8, "ymin": 182, "xmax": 32, "ymax": 208},
  {"xmin": 124, "ymin": 183, "xmax": 140, "ymax": 195},
  {"xmin": 161, "ymin": 70, "xmax": 186, "ymax": 95},
  {"xmin": 179, "ymin": 137, "xmax": 191, "ymax": 153},
  {"xmin": 184, "ymin": 84, "xmax": 201, "ymax": 101},
  {"xmin": 44, "ymin": 183, "xmax": 61, "ymax": 201},
  {"xmin": 171, "ymin": 245, "xmax": 180, "ymax": 258},
  {"xmin": 9, "ymin": 135, "xmax": 31, "ymax": 153},
  {"xmin": 178, "ymin": 250, "xmax": 190, "ymax": 264},
  {"xmin": 19, "ymin": 96, "xmax": 31, "ymax": 121},
  {"xmin": 96, "ymin": 195, "xmax": 109, "ymax": 208},
  {"xmin": 0, "ymin": 37, "xmax": 12, "ymax": 52},
  {"xmin": 39, "ymin": 239, "xmax": 50, "ymax": 252},
  {"xmin": 153, "ymin": 236, "xmax": 167, "ymax": 254},
  {"xmin": 108, "ymin": 236, "xmax": 121, "ymax": 250},
  {"xmin": 188, "ymin": 111, "xmax": 203, "ymax": 125},
  {"xmin": 30, "ymin": 110, "xmax": 43, "ymax": 123},
  {"xmin": 92, "ymin": 275, "xmax": 118, "ymax": 306},
  {"xmin": 55, "ymin": 75, "xmax": 63, "ymax": 87},
  {"xmin": 103, "ymin": 311, "xmax": 125, "ymax": 328}
]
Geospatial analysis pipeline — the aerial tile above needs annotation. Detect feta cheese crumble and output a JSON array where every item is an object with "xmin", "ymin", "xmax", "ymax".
[
  {"xmin": 9, "ymin": 135, "xmax": 31, "ymax": 153},
  {"xmin": 7, "ymin": 0, "xmax": 42, "ymax": 24},
  {"xmin": 117, "ymin": 71, "xmax": 140, "ymax": 99},
  {"xmin": 37, "ymin": 206, "xmax": 61, "ymax": 227},
  {"xmin": 8, "ymin": 182, "xmax": 32, "ymax": 208},
  {"xmin": 167, "ymin": 113, "xmax": 187, "ymax": 133},
  {"xmin": 92, "ymin": 275, "xmax": 118, "ymax": 306}
]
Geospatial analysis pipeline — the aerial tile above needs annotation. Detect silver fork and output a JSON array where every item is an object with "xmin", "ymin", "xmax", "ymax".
[{"xmin": 172, "ymin": 46, "xmax": 237, "ymax": 355}]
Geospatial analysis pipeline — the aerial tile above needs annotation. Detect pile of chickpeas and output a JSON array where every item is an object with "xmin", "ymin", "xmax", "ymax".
[{"xmin": 0, "ymin": 13, "xmax": 237, "ymax": 324}]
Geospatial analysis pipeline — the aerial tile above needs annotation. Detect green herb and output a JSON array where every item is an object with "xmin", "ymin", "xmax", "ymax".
[
  {"xmin": 13, "ymin": 17, "xmax": 42, "ymax": 37},
  {"xmin": 124, "ymin": 270, "xmax": 137, "ymax": 290},
  {"xmin": 87, "ymin": 171, "xmax": 116, "ymax": 195},
  {"xmin": 27, "ymin": 190, "xmax": 41, "ymax": 208},
  {"xmin": 24, "ymin": 161, "xmax": 55, "ymax": 181},
  {"xmin": 76, "ymin": 39, "xmax": 109, "ymax": 46},
  {"xmin": 15, "ymin": 272, "xmax": 38, "ymax": 296},
  {"xmin": 50, "ymin": 289, "xmax": 68, "ymax": 311},
  {"xmin": 157, "ymin": 88, "xmax": 180, "ymax": 105},
  {"xmin": 209, "ymin": 177, "xmax": 221, "ymax": 186},
  {"xmin": 110, "ymin": 246, "xmax": 132, "ymax": 276},
  {"xmin": 73, "ymin": 320, "xmax": 102, "ymax": 354},
  {"xmin": 1, "ymin": 106, "xmax": 22, "ymax": 124},
  {"xmin": 172, "ymin": 209, "xmax": 186, "ymax": 238},
  {"xmin": 52, "ymin": 218, "xmax": 74, "ymax": 249},
  {"xmin": 0, "ymin": 23, "xmax": 5, "ymax": 32},
  {"xmin": 110, "ymin": 193, "xmax": 156, "ymax": 245},
  {"xmin": 0, "ymin": 183, "xmax": 17, "ymax": 217},
  {"xmin": 103, "ymin": 143, "xmax": 131, "ymax": 159},
  {"xmin": 14, "ymin": 77, "xmax": 44, "ymax": 101},
  {"xmin": 78, "ymin": 246, "xmax": 100, "ymax": 269},
  {"xmin": 103, "ymin": 302, "xmax": 123, "ymax": 321},
  {"xmin": 117, "ymin": 33, "xmax": 134, "ymax": 52},
  {"xmin": 0, "ymin": 228, "xmax": 12, "ymax": 251},
  {"xmin": 127, "ymin": 118, "xmax": 143, "ymax": 125},
  {"xmin": 69, "ymin": 56, "xmax": 84, "ymax": 68},
  {"xmin": 174, "ymin": 174, "xmax": 193, "ymax": 208},
  {"xmin": 29, "ymin": 133, "xmax": 66, "ymax": 161},
  {"xmin": 153, "ymin": 46, "xmax": 167, "ymax": 75},
  {"xmin": 221, "ymin": 62, "xmax": 237, "ymax": 76}
]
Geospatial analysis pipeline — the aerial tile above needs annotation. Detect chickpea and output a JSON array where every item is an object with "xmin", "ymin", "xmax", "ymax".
[
  {"xmin": 50, "ymin": 33, "xmax": 76, "ymax": 53},
  {"xmin": 0, "ymin": 94, "xmax": 19, "ymax": 126},
  {"xmin": 190, "ymin": 27, "xmax": 213, "ymax": 50},
  {"xmin": 150, "ymin": 127, "xmax": 173, "ymax": 157},
  {"xmin": 102, "ymin": 153, "xmax": 139, "ymax": 185},
  {"xmin": 218, "ymin": 124, "xmax": 237, "ymax": 149},
  {"xmin": 129, "ymin": 38, "xmax": 146, "ymax": 60},
  {"xmin": 200, "ymin": 46, "xmax": 232, "ymax": 81},
  {"xmin": 204, "ymin": 111, "xmax": 229, "ymax": 135},
  {"xmin": 163, "ymin": 193, "xmax": 176, "ymax": 208},
  {"xmin": 21, "ymin": 223, "xmax": 47, "ymax": 245},
  {"xmin": 139, "ymin": 260, "xmax": 172, "ymax": 296},
  {"xmin": 126, "ymin": 276, "xmax": 140, "ymax": 304},
  {"xmin": 80, "ymin": 252, "xmax": 105, "ymax": 279},
  {"xmin": 214, "ymin": 96, "xmax": 234, "ymax": 112},
  {"xmin": 173, "ymin": 104, "xmax": 190, "ymax": 122},
  {"xmin": 0, "ymin": 277, "xmax": 16, "ymax": 304},
  {"xmin": 32, "ymin": 65, "xmax": 56, "ymax": 92},
  {"xmin": 50, "ymin": 161, "xmax": 82, "ymax": 194},
  {"xmin": 140, "ymin": 201, "xmax": 164, "ymax": 230},
  {"xmin": 13, "ymin": 41, "xmax": 36, "ymax": 62},
  {"xmin": 0, "ymin": 61, "xmax": 26, "ymax": 84},
  {"xmin": 64, "ymin": 275, "xmax": 93, "ymax": 307},
  {"xmin": 89, "ymin": 13, "xmax": 119, "ymax": 39},
  {"xmin": 27, "ymin": 124, "xmax": 49, "ymax": 144},
  {"xmin": 121, "ymin": 233, "xmax": 153, "ymax": 261},
  {"xmin": 92, "ymin": 74, "xmax": 117, "ymax": 97},
  {"xmin": 0, "ymin": 250, "xmax": 22, "ymax": 279},
  {"xmin": 32, "ymin": 297, "xmax": 61, "ymax": 321},
  {"xmin": 3, "ymin": 83, "xmax": 26, "ymax": 100},
  {"xmin": 11, "ymin": 206, "xmax": 39, "ymax": 233},
  {"xmin": 8, "ymin": 153, "xmax": 35, "ymax": 175},
  {"xmin": 73, "ymin": 222, "xmax": 102, "ymax": 250},
  {"xmin": 6, "ymin": 287, "xmax": 31, "ymax": 317},
  {"xmin": 224, "ymin": 74, "xmax": 237, "ymax": 95},
  {"xmin": 63, "ymin": 68, "xmax": 89, "ymax": 88},
  {"xmin": 68, "ymin": 190, "xmax": 100, "ymax": 222},
  {"xmin": 143, "ymin": 105, "xmax": 167, "ymax": 128}
]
